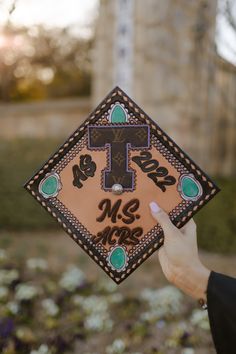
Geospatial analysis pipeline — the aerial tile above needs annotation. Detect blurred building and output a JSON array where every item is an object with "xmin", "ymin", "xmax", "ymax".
[
  {"xmin": 92, "ymin": 0, "xmax": 236, "ymax": 176},
  {"xmin": 1, "ymin": 0, "xmax": 235, "ymax": 177}
]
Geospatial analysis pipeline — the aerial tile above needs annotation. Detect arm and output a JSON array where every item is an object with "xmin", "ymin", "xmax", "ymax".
[
  {"xmin": 149, "ymin": 201, "xmax": 210, "ymax": 301},
  {"xmin": 149, "ymin": 201, "xmax": 236, "ymax": 353},
  {"xmin": 207, "ymin": 271, "xmax": 236, "ymax": 354}
]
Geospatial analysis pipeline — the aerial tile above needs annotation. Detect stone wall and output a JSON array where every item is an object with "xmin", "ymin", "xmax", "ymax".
[
  {"xmin": 0, "ymin": 98, "xmax": 91, "ymax": 139},
  {"xmin": 92, "ymin": 0, "xmax": 116, "ymax": 104},
  {"xmin": 133, "ymin": 0, "xmax": 217, "ymax": 167},
  {"xmin": 211, "ymin": 57, "xmax": 236, "ymax": 176},
  {"xmin": 92, "ymin": 0, "xmax": 236, "ymax": 176}
]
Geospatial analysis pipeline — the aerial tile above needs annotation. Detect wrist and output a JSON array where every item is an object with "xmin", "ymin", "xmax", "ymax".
[{"xmin": 172, "ymin": 262, "xmax": 210, "ymax": 300}]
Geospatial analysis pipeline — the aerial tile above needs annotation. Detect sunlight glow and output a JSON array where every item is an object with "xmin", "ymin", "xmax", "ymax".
[
  {"xmin": 0, "ymin": 0, "xmax": 99, "ymax": 36},
  {"xmin": 0, "ymin": 0, "xmax": 235, "ymax": 65}
]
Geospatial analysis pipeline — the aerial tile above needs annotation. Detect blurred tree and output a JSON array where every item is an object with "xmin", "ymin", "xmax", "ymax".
[{"xmin": 0, "ymin": 25, "xmax": 93, "ymax": 101}]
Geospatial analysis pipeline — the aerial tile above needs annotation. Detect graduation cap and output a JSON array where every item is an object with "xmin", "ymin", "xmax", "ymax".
[{"xmin": 24, "ymin": 87, "xmax": 220, "ymax": 283}]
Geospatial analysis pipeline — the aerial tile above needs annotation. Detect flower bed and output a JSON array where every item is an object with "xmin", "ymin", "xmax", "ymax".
[{"xmin": 0, "ymin": 248, "xmax": 215, "ymax": 354}]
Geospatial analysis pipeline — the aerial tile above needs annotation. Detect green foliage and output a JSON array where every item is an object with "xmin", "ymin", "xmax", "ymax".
[
  {"xmin": 0, "ymin": 139, "xmax": 61, "ymax": 230},
  {"xmin": 195, "ymin": 177, "xmax": 236, "ymax": 253},
  {"xmin": 0, "ymin": 139, "xmax": 235, "ymax": 253},
  {"xmin": 0, "ymin": 25, "xmax": 92, "ymax": 102}
]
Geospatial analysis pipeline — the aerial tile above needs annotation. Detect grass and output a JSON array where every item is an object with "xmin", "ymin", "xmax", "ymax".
[
  {"xmin": 0, "ymin": 139, "xmax": 61, "ymax": 230},
  {"xmin": 0, "ymin": 139, "xmax": 235, "ymax": 253},
  {"xmin": 195, "ymin": 177, "xmax": 236, "ymax": 253}
]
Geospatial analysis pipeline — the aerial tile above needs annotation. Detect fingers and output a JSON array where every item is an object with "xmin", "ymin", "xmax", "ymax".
[
  {"xmin": 181, "ymin": 219, "xmax": 196, "ymax": 237},
  {"xmin": 157, "ymin": 247, "xmax": 164, "ymax": 267},
  {"xmin": 149, "ymin": 201, "xmax": 178, "ymax": 238},
  {"xmin": 180, "ymin": 219, "xmax": 198, "ymax": 253},
  {"xmin": 158, "ymin": 246, "xmax": 165, "ymax": 264}
]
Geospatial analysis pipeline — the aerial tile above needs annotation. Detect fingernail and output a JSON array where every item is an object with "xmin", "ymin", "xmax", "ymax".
[{"xmin": 149, "ymin": 201, "xmax": 161, "ymax": 213}]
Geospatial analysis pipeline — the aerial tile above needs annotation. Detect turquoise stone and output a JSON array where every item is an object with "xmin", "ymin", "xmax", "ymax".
[
  {"xmin": 109, "ymin": 247, "xmax": 126, "ymax": 270},
  {"xmin": 111, "ymin": 104, "xmax": 127, "ymax": 123},
  {"xmin": 41, "ymin": 175, "xmax": 58, "ymax": 196},
  {"xmin": 181, "ymin": 176, "xmax": 200, "ymax": 198}
]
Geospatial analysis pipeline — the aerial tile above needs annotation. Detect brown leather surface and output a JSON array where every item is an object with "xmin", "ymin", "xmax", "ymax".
[
  {"xmin": 24, "ymin": 86, "xmax": 220, "ymax": 283},
  {"xmin": 57, "ymin": 144, "xmax": 182, "ymax": 252}
]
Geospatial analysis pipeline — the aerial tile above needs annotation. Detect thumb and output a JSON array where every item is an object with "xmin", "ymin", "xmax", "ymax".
[{"xmin": 149, "ymin": 201, "xmax": 177, "ymax": 238}]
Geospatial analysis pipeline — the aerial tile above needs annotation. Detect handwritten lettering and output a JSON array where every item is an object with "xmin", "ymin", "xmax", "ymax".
[
  {"xmin": 72, "ymin": 154, "xmax": 96, "ymax": 189},
  {"xmin": 132, "ymin": 151, "xmax": 176, "ymax": 192},
  {"xmin": 92, "ymin": 226, "xmax": 143, "ymax": 246},
  {"xmin": 95, "ymin": 198, "xmax": 142, "ymax": 246},
  {"xmin": 96, "ymin": 198, "xmax": 140, "ymax": 224}
]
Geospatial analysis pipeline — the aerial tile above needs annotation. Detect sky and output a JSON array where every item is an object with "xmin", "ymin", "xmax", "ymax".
[
  {"xmin": 216, "ymin": 0, "xmax": 236, "ymax": 65},
  {"xmin": 0, "ymin": 0, "xmax": 235, "ymax": 65},
  {"xmin": 0, "ymin": 0, "xmax": 99, "ymax": 36}
]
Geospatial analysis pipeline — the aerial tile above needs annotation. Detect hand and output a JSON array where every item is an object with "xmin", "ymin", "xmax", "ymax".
[{"xmin": 149, "ymin": 201, "xmax": 210, "ymax": 301}]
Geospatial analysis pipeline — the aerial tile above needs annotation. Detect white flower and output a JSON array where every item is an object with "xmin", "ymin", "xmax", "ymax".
[
  {"xmin": 82, "ymin": 295, "xmax": 108, "ymax": 314},
  {"xmin": 98, "ymin": 278, "xmax": 117, "ymax": 293},
  {"xmin": 72, "ymin": 295, "xmax": 84, "ymax": 305},
  {"xmin": 0, "ymin": 269, "xmax": 19, "ymax": 285},
  {"xmin": 0, "ymin": 249, "xmax": 7, "ymax": 262},
  {"xmin": 106, "ymin": 339, "xmax": 126, "ymax": 354},
  {"xmin": 182, "ymin": 348, "xmax": 195, "ymax": 354},
  {"xmin": 140, "ymin": 311, "xmax": 154, "ymax": 322},
  {"xmin": 78, "ymin": 295, "xmax": 113, "ymax": 332},
  {"xmin": 84, "ymin": 314, "xmax": 103, "ymax": 331},
  {"xmin": 140, "ymin": 286, "xmax": 183, "ymax": 321},
  {"xmin": 190, "ymin": 309, "xmax": 210, "ymax": 330},
  {"xmin": 108, "ymin": 293, "xmax": 123, "ymax": 304},
  {"xmin": 15, "ymin": 284, "xmax": 38, "ymax": 301},
  {"xmin": 59, "ymin": 265, "xmax": 85, "ymax": 292},
  {"xmin": 0, "ymin": 286, "xmax": 8, "ymax": 300},
  {"xmin": 41, "ymin": 298, "xmax": 59, "ymax": 317},
  {"xmin": 27, "ymin": 258, "xmax": 48, "ymax": 271},
  {"xmin": 73, "ymin": 294, "xmax": 113, "ymax": 331},
  {"xmin": 7, "ymin": 301, "xmax": 19, "ymax": 315},
  {"xmin": 84, "ymin": 313, "xmax": 113, "ymax": 332},
  {"xmin": 30, "ymin": 344, "xmax": 51, "ymax": 354}
]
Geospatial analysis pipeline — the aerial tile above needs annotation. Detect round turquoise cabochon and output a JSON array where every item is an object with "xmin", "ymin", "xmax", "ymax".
[
  {"xmin": 40, "ymin": 174, "xmax": 59, "ymax": 197},
  {"xmin": 179, "ymin": 174, "xmax": 202, "ymax": 200},
  {"xmin": 109, "ymin": 246, "xmax": 127, "ymax": 270}
]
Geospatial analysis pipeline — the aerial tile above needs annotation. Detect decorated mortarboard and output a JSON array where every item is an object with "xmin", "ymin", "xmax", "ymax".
[{"xmin": 24, "ymin": 87, "xmax": 220, "ymax": 283}]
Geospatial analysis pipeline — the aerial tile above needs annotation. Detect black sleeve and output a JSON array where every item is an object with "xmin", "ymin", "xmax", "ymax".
[{"xmin": 207, "ymin": 271, "xmax": 236, "ymax": 354}]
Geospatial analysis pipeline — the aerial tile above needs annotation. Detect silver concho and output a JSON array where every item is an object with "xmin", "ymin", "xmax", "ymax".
[{"xmin": 111, "ymin": 183, "xmax": 124, "ymax": 195}]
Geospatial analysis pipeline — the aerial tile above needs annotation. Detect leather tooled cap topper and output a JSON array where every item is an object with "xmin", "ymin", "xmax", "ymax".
[{"xmin": 24, "ymin": 87, "xmax": 220, "ymax": 284}]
